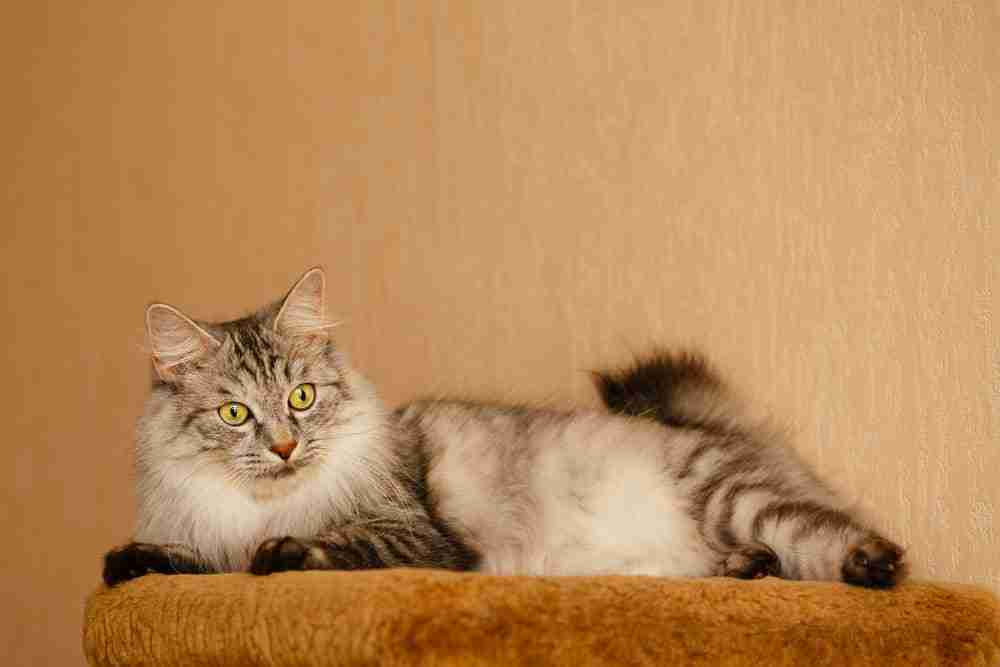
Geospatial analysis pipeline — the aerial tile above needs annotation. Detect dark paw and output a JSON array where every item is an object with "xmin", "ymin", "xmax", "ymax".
[
  {"xmin": 724, "ymin": 543, "xmax": 781, "ymax": 580},
  {"xmin": 842, "ymin": 536, "xmax": 907, "ymax": 588},
  {"xmin": 250, "ymin": 536, "xmax": 332, "ymax": 575},
  {"xmin": 103, "ymin": 543, "xmax": 178, "ymax": 587}
]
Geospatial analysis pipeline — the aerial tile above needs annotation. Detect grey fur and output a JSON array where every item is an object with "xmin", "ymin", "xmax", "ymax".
[{"xmin": 102, "ymin": 270, "xmax": 906, "ymax": 589}]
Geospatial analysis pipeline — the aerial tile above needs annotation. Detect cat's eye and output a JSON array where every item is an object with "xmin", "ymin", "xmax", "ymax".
[
  {"xmin": 218, "ymin": 402, "xmax": 251, "ymax": 426},
  {"xmin": 288, "ymin": 383, "xmax": 316, "ymax": 411}
]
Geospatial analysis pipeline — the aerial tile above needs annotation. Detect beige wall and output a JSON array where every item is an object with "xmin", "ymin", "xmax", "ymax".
[{"xmin": 2, "ymin": 2, "xmax": 997, "ymax": 663}]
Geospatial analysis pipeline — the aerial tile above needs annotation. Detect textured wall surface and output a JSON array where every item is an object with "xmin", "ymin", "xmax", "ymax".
[{"xmin": 1, "ymin": 1, "xmax": 997, "ymax": 664}]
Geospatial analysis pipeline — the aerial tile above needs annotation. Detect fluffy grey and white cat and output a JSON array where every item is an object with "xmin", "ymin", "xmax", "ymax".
[{"xmin": 103, "ymin": 268, "xmax": 906, "ymax": 588}]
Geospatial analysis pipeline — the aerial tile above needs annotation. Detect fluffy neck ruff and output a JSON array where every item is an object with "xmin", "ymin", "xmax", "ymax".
[{"xmin": 134, "ymin": 392, "xmax": 403, "ymax": 572}]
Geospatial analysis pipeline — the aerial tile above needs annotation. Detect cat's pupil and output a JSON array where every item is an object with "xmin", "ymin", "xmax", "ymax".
[
  {"xmin": 230, "ymin": 406, "xmax": 238, "ymax": 417},
  {"xmin": 298, "ymin": 389, "xmax": 305, "ymax": 400}
]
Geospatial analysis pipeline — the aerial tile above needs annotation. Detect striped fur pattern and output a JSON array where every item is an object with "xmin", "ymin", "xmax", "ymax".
[
  {"xmin": 103, "ymin": 270, "xmax": 905, "ymax": 589},
  {"xmin": 593, "ymin": 351, "xmax": 905, "ymax": 586}
]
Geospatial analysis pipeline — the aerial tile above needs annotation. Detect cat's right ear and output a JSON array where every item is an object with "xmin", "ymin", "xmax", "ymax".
[{"xmin": 145, "ymin": 304, "xmax": 220, "ymax": 382}]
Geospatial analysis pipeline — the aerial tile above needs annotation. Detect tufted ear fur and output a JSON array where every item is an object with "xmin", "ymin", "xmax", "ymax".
[
  {"xmin": 273, "ymin": 267, "xmax": 333, "ymax": 338},
  {"xmin": 145, "ymin": 303, "xmax": 220, "ymax": 381}
]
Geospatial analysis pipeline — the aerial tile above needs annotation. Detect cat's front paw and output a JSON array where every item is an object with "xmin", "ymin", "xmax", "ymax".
[
  {"xmin": 250, "ymin": 537, "xmax": 332, "ymax": 575},
  {"xmin": 842, "ymin": 536, "xmax": 907, "ymax": 588},
  {"xmin": 103, "ymin": 543, "xmax": 178, "ymax": 587}
]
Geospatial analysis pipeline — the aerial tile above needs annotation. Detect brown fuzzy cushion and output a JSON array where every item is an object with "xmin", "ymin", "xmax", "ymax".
[{"xmin": 83, "ymin": 570, "xmax": 1000, "ymax": 666}]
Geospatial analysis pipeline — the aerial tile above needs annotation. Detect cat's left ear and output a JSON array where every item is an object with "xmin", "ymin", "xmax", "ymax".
[{"xmin": 274, "ymin": 267, "xmax": 331, "ymax": 338}]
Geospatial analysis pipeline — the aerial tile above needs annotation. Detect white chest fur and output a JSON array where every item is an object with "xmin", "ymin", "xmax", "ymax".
[{"xmin": 134, "ymin": 459, "xmax": 357, "ymax": 572}]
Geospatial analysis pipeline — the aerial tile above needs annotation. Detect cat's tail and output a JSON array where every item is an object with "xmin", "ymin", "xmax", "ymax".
[{"xmin": 592, "ymin": 348, "xmax": 747, "ymax": 432}]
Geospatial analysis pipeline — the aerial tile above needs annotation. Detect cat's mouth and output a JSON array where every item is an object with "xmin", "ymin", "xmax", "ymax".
[
  {"xmin": 254, "ymin": 449, "xmax": 323, "ymax": 487},
  {"xmin": 267, "ymin": 464, "xmax": 297, "ymax": 479}
]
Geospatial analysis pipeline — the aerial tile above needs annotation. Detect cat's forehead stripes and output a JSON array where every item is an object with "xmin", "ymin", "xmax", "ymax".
[
  {"xmin": 226, "ymin": 324, "xmax": 283, "ymax": 384},
  {"xmin": 216, "ymin": 320, "xmax": 323, "ymax": 395}
]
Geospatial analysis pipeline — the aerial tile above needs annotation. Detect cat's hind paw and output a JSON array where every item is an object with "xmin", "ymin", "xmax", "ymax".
[
  {"xmin": 842, "ymin": 536, "xmax": 907, "ymax": 588},
  {"xmin": 723, "ymin": 543, "xmax": 781, "ymax": 580}
]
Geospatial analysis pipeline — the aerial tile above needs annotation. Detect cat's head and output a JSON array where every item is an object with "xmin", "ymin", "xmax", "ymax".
[{"xmin": 136, "ymin": 268, "xmax": 385, "ymax": 501}]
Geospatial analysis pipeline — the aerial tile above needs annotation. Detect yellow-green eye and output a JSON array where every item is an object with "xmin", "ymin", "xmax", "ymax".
[
  {"xmin": 218, "ymin": 402, "xmax": 250, "ymax": 426},
  {"xmin": 289, "ymin": 383, "xmax": 316, "ymax": 410}
]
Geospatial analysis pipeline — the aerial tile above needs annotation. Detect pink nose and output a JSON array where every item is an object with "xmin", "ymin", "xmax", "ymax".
[{"xmin": 270, "ymin": 441, "xmax": 297, "ymax": 461}]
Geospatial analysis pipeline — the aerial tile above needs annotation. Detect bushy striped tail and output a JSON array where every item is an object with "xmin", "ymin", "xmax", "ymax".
[{"xmin": 592, "ymin": 349, "xmax": 746, "ymax": 432}]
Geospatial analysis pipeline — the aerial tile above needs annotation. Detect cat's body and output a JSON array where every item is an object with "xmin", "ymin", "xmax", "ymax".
[
  {"xmin": 406, "ymin": 403, "xmax": 712, "ymax": 577},
  {"xmin": 104, "ymin": 268, "xmax": 905, "ymax": 588}
]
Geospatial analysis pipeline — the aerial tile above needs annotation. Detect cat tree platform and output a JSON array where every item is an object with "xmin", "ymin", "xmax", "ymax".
[{"xmin": 84, "ymin": 569, "xmax": 1000, "ymax": 666}]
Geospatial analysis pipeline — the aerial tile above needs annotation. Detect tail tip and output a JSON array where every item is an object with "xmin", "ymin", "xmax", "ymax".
[{"xmin": 592, "ymin": 348, "xmax": 730, "ymax": 428}]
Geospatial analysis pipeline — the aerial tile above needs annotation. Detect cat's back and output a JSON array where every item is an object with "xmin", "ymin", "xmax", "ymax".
[
  {"xmin": 395, "ymin": 399, "xmax": 715, "ymax": 576},
  {"xmin": 397, "ymin": 398, "xmax": 688, "ymax": 464}
]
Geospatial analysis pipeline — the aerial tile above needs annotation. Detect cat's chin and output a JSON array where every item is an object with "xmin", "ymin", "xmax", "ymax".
[
  {"xmin": 248, "ymin": 462, "xmax": 319, "ymax": 500},
  {"xmin": 250, "ymin": 474, "xmax": 302, "ymax": 500}
]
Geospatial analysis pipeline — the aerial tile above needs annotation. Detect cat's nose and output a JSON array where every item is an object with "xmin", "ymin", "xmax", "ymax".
[{"xmin": 270, "ymin": 440, "xmax": 297, "ymax": 461}]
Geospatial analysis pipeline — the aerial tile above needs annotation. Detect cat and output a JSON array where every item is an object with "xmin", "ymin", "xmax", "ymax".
[{"xmin": 103, "ymin": 267, "xmax": 906, "ymax": 588}]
